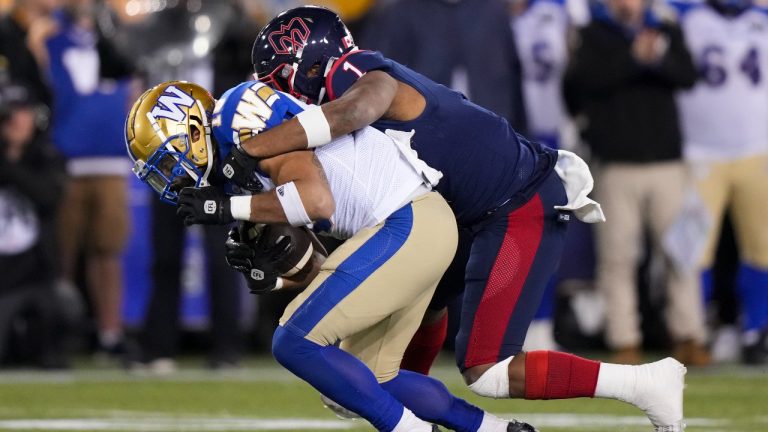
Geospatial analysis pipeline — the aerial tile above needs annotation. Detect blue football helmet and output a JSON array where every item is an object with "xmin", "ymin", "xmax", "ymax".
[{"xmin": 252, "ymin": 5, "xmax": 356, "ymax": 104}]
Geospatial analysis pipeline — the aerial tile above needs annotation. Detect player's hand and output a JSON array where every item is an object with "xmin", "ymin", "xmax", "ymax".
[
  {"xmin": 176, "ymin": 186, "xmax": 233, "ymax": 226},
  {"xmin": 221, "ymin": 146, "xmax": 264, "ymax": 192},
  {"xmin": 224, "ymin": 223, "xmax": 293, "ymax": 294}
]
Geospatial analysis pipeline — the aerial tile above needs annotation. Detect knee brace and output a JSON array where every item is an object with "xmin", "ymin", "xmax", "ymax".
[{"xmin": 467, "ymin": 356, "xmax": 513, "ymax": 398}]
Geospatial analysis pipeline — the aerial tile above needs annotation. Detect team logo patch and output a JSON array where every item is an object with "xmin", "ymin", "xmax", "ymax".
[
  {"xmin": 204, "ymin": 200, "xmax": 217, "ymax": 214},
  {"xmin": 223, "ymin": 164, "xmax": 235, "ymax": 179},
  {"xmin": 268, "ymin": 17, "xmax": 310, "ymax": 55},
  {"xmin": 250, "ymin": 269, "xmax": 265, "ymax": 280}
]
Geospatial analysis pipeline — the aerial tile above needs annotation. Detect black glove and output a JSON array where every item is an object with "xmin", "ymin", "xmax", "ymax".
[
  {"xmin": 225, "ymin": 223, "xmax": 293, "ymax": 294},
  {"xmin": 221, "ymin": 146, "xmax": 264, "ymax": 192},
  {"xmin": 177, "ymin": 186, "xmax": 233, "ymax": 226}
]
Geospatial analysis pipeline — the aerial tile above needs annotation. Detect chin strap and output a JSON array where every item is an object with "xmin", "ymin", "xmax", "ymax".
[{"xmin": 196, "ymin": 99, "xmax": 215, "ymax": 187}]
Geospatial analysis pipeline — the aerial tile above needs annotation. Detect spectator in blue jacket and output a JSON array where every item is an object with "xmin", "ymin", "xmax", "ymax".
[{"xmin": 31, "ymin": 0, "xmax": 136, "ymax": 359}]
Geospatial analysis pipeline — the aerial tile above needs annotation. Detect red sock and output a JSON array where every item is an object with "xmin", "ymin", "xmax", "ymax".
[
  {"xmin": 524, "ymin": 350, "xmax": 600, "ymax": 399},
  {"xmin": 399, "ymin": 312, "xmax": 448, "ymax": 375}
]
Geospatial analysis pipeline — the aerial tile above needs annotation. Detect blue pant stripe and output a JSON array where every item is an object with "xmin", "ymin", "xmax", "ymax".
[{"xmin": 285, "ymin": 203, "xmax": 414, "ymax": 337}]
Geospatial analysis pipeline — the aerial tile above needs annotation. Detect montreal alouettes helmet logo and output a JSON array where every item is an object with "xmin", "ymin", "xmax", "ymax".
[{"xmin": 268, "ymin": 17, "xmax": 310, "ymax": 55}]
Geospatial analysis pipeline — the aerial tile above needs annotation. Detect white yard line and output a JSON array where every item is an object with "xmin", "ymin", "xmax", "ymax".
[
  {"xmin": 0, "ymin": 368, "xmax": 299, "ymax": 384},
  {"xmin": 0, "ymin": 418, "xmax": 360, "ymax": 431},
  {"xmin": 499, "ymin": 413, "xmax": 729, "ymax": 428},
  {"xmin": 0, "ymin": 413, "xmax": 741, "ymax": 431}
]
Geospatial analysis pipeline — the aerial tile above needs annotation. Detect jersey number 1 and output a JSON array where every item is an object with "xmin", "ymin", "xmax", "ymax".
[{"xmin": 342, "ymin": 61, "xmax": 365, "ymax": 78}]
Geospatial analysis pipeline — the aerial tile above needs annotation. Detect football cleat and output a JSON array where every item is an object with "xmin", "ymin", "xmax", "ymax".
[
  {"xmin": 507, "ymin": 420, "xmax": 538, "ymax": 432},
  {"xmin": 742, "ymin": 329, "xmax": 768, "ymax": 365},
  {"xmin": 630, "ymin": 358, "xmax": 687, "ymax": 431},
  {"xmin": 319, "ymin": 394, "xmax": 360, "ymax": 420}
]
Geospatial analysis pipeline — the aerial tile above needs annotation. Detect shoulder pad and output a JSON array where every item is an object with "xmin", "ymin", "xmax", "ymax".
[
  {"xmin": 325, "ymin": 50, "xmax": 391, "ymax": 101},
  {"xmin": 212, "ymin": 81, "xmax": 304, "ymax": 154}
]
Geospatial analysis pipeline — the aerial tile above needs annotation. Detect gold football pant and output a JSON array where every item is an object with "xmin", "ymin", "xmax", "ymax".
[
  {"xmin": 693, "ymin": 155, "xmax": 768, "ymax": 269},
  {"xmin": 279, "ymin": 192, "xmax": 458, "ymax": 382}
]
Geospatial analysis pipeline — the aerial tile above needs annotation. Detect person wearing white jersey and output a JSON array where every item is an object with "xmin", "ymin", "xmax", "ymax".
[
  {"xmin": 674, "ymin": 0, "xmax": 768, "ymax": 364},
  {"xmin": 126, "ymin": 80, "xmax": 539, "ymax": 432},
  {"xmin": 513, "ymin": 0, "xmax": 589, "ymax": 150}
]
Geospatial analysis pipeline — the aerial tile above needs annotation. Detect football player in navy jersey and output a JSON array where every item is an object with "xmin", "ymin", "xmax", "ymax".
[{"xmin": 222, "ymin": 6, "xmax": 688, "ymax": 431}]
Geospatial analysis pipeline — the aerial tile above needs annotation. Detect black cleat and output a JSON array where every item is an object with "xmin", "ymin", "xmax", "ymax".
[
  {"xmin": 508, "ymin": 419, "xmax": 538, "ymax": 432},
  {"xmin": 742, "ymin": 330, "xmax": 768, "ymax": 365},
  {"xmin": 431, "ymin": 424, "xmax": 441, "ymax": 431}
]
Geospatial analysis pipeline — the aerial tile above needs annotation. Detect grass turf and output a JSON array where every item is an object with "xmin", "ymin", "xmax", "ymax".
[{"xmin": 0, "ymin": 356, "xmax": 766, "ymax": 432}]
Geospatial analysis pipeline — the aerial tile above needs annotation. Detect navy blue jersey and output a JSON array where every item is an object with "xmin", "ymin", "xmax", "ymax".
[{"xmin": 325, "ymin": 50, "xmax": 557, "ymax": 226}]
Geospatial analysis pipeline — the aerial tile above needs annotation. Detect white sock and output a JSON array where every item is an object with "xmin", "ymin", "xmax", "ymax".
[
  {"xmin": 594, "ymin": 362, "xmax": 637, "ymax": 403},
  {"xmin": 476, "ymin": 412, "xmax": 508, "ymax": 432},
  {"xmin": 392, "ymin": 408, "xmax": 432, "ymax": 432}
]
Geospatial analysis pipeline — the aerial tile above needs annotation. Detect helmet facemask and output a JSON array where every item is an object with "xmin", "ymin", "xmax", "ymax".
[{"xmin": 256, "ymin": 55, "xmax": 328, "ymax": 105}]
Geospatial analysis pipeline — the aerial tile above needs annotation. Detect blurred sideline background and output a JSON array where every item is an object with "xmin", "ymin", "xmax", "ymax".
[{"xmin": 2, "ymin": 0, "xmax": 768, "ymax": 430}]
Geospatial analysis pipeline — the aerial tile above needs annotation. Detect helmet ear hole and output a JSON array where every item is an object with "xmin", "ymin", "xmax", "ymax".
[
  {"xmin": 307, "ymin": 63, "xmax": 322, "ymax": 78},
  {"xmin": 190, "ymin": 124, "xmax": 202, "ymax": 142}
]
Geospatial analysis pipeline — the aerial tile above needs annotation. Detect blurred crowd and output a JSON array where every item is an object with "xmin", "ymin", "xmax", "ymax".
[{"xmin": 0, "ymin": 0, "xmax": 767, "ymax": 371}]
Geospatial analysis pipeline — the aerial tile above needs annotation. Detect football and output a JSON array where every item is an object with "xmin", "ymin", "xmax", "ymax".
[{"xmin": 243, "ymin": 223, "xmax": 320, "ymax": 277}]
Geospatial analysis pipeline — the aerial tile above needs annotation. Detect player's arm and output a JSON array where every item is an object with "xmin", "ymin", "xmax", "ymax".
[
  {"xmin": 243, "ymin": 150, "xmax": 335, "ymax": 224},
  {"xmin": 238, "ymin": 71, "xmax": 399, "ymax": 159},
  {"xmin": 176, "ymin": 150, "xmax": 334, "ymax": 226}
]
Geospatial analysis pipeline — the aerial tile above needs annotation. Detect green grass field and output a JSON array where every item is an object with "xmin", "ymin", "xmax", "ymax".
[{"xmin": 0, "ymin": 356, "xmax": 766, "ymax": 432}]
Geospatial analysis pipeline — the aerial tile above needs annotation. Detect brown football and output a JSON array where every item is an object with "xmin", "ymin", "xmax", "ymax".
[{"xmin": 258, "ymin": 224, "xmax": 318, "ymax": 277}]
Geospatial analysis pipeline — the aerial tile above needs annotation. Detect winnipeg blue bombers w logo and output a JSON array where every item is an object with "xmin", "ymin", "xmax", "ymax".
[{"xmin": 151, "ymin": 86, "xmax": 195, "ymax": 122}]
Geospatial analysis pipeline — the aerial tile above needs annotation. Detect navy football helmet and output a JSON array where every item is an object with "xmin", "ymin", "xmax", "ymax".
[{"xmin": 252, "ymin": 5, "xmax": 356, "ymax": 104}]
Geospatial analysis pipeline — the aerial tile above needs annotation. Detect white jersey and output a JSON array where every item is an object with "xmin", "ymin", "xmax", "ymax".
[
  {"xmin": 252, "ymin": 128, "xmax": 433, "ymax": 240},
  {"xmin": 514, "ymin": 0, "xmax": 589, "ymax": 146},
  {"xmin": 677, "ymin": 5, "xmax": 768, "ymax": 161},
  {"xmin": 214, "ymin": 82, "xmax": 440, "ymax": 239},
  {"xmin": 313, "ymin": 128, "xmax": 433, "ymax": 239},
  {"xmin": 514, "ymin": 0, "xmax": 571, "ymax": 139}
]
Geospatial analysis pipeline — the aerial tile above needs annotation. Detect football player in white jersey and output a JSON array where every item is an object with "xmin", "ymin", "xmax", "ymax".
[
  {"xmin": 674, "ymin": 0, "xmax": 768, "ymax": 364},
  {"xmin": 513, "ymin": 0, "xmax": 589, "ymax": 150},
  {"xmin": 126, "ymin": 81, "xmax": 538, "ymax": 432}
]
